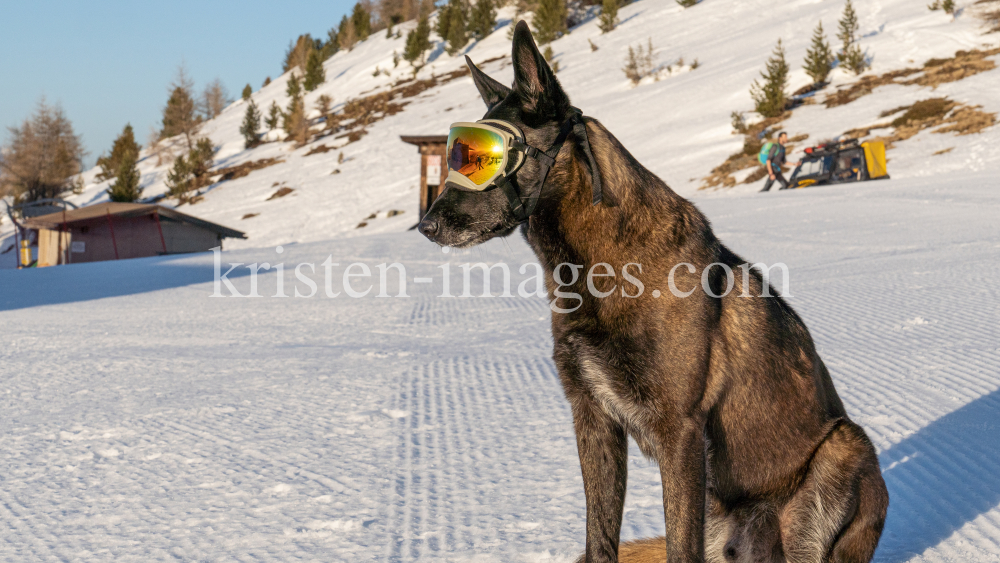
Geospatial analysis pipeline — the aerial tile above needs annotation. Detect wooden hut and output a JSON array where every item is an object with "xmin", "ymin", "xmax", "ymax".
[
  {"xmin": 400, "ymin": 135, "xmax": 448, "ymax": 219},
  {"xmin": 23, "ymin": 203, "xmax": 246, "ymax": 267}
]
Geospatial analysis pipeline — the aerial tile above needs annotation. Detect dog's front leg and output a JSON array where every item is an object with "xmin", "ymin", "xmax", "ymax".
[
  {"xmin": 655, "ymin": 418, "xmax": 706, "ymax": 563},
  {"xmin": 572, "ymin": 394, "xmax": 628, "ymax": 563}
]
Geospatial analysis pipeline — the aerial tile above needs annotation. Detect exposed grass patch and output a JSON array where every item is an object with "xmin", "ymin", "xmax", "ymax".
[
  {"xmin": 844, "ymin": 98, "xmax": 996, "ymax": 148},
  {"xmin": 933, "ymin": 147, "xmax": 954, "ymax": 155},
  {"xmin": 267, "ymin": 187, "xmax": 295, "ymax": 200},
  {"xmin": 213, "ymin": 158, "xmax": 284, "ymax": 182},
  {"xmin": 316, "ymin": 56, "xmax": 505, "ymax": 150},
  {"xmin": 304, "ymin": 144, "xmax": 334, "ymax": 156},
  {"xmin": 976, "ymin": 0, "xmax": 1000, "ymax": 33},
  {"xmin": 241, "ymin": 213, "xmax": 259, "ymax": 220},
  {"xmin": 824, "ymin": 47, "xmax": 1000, "ymax": 108}
]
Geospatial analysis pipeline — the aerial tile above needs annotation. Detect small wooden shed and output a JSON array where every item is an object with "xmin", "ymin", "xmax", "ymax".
[
  {"xmin": 23, "ymin": 203, "xmax": 246, "ymax": 267},
  {"xmin": 400, "ymin": 135, "xmax": 448, "ymax": 219}
]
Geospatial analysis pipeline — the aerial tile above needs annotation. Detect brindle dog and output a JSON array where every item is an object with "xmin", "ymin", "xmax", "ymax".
[{"xmin": 418, "ymin": 21, "xmax": 888, "ymax": 563}]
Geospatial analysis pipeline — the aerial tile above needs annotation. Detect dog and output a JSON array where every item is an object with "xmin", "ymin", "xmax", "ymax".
[{"xmin": 418, "ymin": 21, "xmax": 888, "ymax": 563}]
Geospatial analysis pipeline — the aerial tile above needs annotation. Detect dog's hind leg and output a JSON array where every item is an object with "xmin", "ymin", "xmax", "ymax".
[
  {"xmin": 779, "ymin": 421, "xmax": 888, "ymax": 563},
  {"xmin": 827, "ymin": 444, "xmax": 888, "ymax": 563}
]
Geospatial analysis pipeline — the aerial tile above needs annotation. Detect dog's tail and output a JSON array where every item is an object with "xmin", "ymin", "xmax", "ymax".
[{"xmin": 573, "ymin": 537, "xmax": 666, "ymax": 563}]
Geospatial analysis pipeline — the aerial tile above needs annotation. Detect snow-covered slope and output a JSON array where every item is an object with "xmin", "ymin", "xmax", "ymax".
[
  {"xmin": 2, "ymin": 174, "xmax": 999, "ymax": 561},
  {"xmin": 3, "ymin": 0, "xmax": 997, "ymax": 263}
]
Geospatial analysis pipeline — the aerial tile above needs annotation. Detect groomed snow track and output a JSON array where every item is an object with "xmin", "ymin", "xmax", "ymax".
[{"xmin": 1, "ymin": 175, "xmax": 999, "ymax": 562}]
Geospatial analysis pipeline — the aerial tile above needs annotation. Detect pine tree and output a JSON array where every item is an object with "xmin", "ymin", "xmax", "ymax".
[
  {"xmin": 445, "ymin": 0, "xmax": 469, "ymax": 55},
  {"xmin": 543, "ymin": 45, "xmax": 559, "ymax": 72},
  {"xmin": 404, "ymin": 14, "xmax": 432, "ymax": 65},
  {"xmin": 263, "ymin": 76, "xmax": 272, "ymax": 87},
  {"xmin": 242, "ymin": 84, "xmax": 253, "ymax": 100},
  {"xmin": 837, "ymin": 0, "xmax": 868, "ymax": 75},
  {"xmin": 533, "ymin": 0, "xmax": 568, "ymax": 44},
  {"xmin": 106, "ymin": 149, "xmax": 142, "ymax": 202},
  {"xmin": 161, "ymin": 67, "xmax": 200, "ymax": 150},
  {"xmin": 339, "ymin": 15, "xmax": 357, "ymax": 50},
  {"xmin": 599, "ymin": 0, "xmax": 618, "ymax": 34},
  {"xmin": 750, "ymin": 39, "xmax": 789, "ymax": 118},
  {"xmin": 803, "ymin": 21, "xmax": 834, "ymax": 85},
  {"xmin": 96, "ymin": 124, "xmax": 142, "ymax": 182},
  {"xmin": 676, "ymin": 0, "xmax": 698, "ymax": 7},
  {"xmin": 266, "ymin": 101, "xmax": 282, "ymax": 131},
  {"xmin": 286, "ymin": 73, "xmax": 302, "ymax": 100},
  {"xmin": 470, "ymin": 0, "xmax": 496, "ymax": 41},
  {"xmin": 240, "ymin": 100, "xmax": 262, "ymax": 149},
  {"xmin": 283, "ymin": 34, "xmax": 315, "ymax": 72},
  {"xmin": 322, "ymin": 27, "xmax": 340, "ymax": 59},
  {"xmin": 283, "ymin": 74, "xmax": 309, "ymax": 145},
  {"xmin": 353, "ymin": 3, "xmax": 372, "ymax": 41},
  {"xmin": 304, "ymin": 49, "xmax": 326, "ymax": 91},
  {"xmin": 437, "ymin": 1, "xmax": 453, "ymax": 42},
  {"xmin": 0, "ymin": 100, "xmax": 86, "ymax": 202},
  {"xmin": 199, "ymin": 78, "xmax": 230, "ymax": 120},
  {"xmin": 166, "ymin": 138, "xmax": 215, "ymax": 201}
]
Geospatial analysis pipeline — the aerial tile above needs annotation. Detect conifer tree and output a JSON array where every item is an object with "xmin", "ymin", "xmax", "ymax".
[
  {"xmin": 322, "ymin": 27, "xmax": 340, "ymax": 59},
  {"xmin": 750, "ymin": 39, "xmax": 789, "ymax": 118},
  {"xmin": 283, "ymin": 74, "xmax": 309, "ymax": 145},
  {"xmin": 166, "ymin": 138, "xmax": 215, "ymax": 201},
  {"xmin": 437, "ymin": 2, "xmax": 453, "ymax": 42},
  {"xmin": 543, "ymin": 45, "xmax": 559, "ymax": 72},
  {"xmin": 242, "ymin": 84, "xmax": 253, "ymax": 100},
  {"xmin": 106, "ymin": 149, "xmax": 142, "ymax": 202},
  {"xmin": 837, "ymin": 0, "xmax": 868, "ymax": 75},
  {"xmin": 676, "ymin": 0, "xmax": 698, "ymax": 7},
  {"xmin": 533, "ymin": 0, "xmax": 568, "ymax": 44},
  {"xmin": 339, "ymin": 15, "xmax": 358, "ymax": 50},
  {"xmin": 445, "ymin": 0, "xmax": 469, "ymax": 55},
  {"xmin": 304, "ymin": 49, "xmax": 326, "ymax": 91},
  {"xmin": 803, "ymin": 21, "xmax": 834, "ymax": 84},
  {"xmin": 404, "ymin": 14, "xmax": 433, "ymax": 65},
  {"xmin": 240, "ymin": 100, "xmax": 262, "ymax": 149},
  {"xmin": 283, "ymin": 34, "xmax": 315, "ymax": 72},
  {"xmin": 266, "ymin": 101, "xmax": 282, "ymax": 131},
  {"xmin": 263, "ymin": 76, "xmax": 272, "ymax": 87},
  {"xmin": 353, "ymin": 3, "xmax": 372, "ymax": 41},
  {"xmin": 96, "ymin": 124, "xmax": 142, "ymax": 182},
  {"xmin": 470, "ymin": 0, "xmax": 497, "ymax": 41},
  {"xmin": 599, "ymin": 0, "xmax": 618, "ymax": 34},
  {"xmin": 161, "ymin": 67, "xmax": 200, "ymax": 150},
  {"xmin": 0, "ymin": 100, "xmax": 86, "ymax": 202}
]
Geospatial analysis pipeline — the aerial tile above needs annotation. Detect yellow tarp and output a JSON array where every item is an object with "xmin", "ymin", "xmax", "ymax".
[{"xmin": 862, "ymin": 141, "xmax": 888, "ymax": 179}]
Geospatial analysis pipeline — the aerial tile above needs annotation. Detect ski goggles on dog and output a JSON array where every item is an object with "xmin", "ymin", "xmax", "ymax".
[{"xmin": 445, "ymin": 120, "xmax": 530, "ymax": 192}]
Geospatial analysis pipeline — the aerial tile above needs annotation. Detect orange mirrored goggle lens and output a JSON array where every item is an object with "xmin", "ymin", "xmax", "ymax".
[{"xmin": 447, "ymin": 126, "xmax": 506, "ymax": 186}]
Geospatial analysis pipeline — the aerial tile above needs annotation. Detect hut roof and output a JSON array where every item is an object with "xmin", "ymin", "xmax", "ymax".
[{"xmin": 23, "ymin": 203, "xmax": 246, "ymax": 239}]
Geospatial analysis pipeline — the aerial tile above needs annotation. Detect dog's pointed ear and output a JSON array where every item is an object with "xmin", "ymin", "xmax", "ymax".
[
  {"xmin": 466, "ymin": 55, "xmax": 511, "ymax": 109},
  {"xmin": 511, "ymin": 20, "xmax": 570, "ymax": 117}
]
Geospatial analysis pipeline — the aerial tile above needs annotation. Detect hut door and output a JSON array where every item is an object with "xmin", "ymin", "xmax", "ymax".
[{"xmin": 426, "ymin": 155, "xmax": 442, "ymax": 210}]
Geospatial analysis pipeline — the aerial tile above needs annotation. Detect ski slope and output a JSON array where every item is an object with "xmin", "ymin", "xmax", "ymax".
[{"xmin": 2, "ymin": 173, "xmax": 1000, "ymax": 562}]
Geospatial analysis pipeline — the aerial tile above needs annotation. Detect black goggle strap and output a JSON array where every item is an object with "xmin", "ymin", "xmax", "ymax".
[{"xmin": 495, "ymin": 109, "xmax": 604, "ymax": 223}]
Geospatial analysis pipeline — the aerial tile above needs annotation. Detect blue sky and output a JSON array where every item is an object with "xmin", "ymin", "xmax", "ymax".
[{"xmin": 0, "ymin": 1, "xmax": 356, "ymax": 167}]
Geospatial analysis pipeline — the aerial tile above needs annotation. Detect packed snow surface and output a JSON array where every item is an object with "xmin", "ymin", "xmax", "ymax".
[{"xmin": 3, "ymin": 174, "xmax": 1000, "ymax": 562}]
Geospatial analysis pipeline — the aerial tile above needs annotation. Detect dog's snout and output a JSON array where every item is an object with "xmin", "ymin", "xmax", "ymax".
[{"xmin": 417, "ymin": 218, "xmax": 439, "ymax": 239}]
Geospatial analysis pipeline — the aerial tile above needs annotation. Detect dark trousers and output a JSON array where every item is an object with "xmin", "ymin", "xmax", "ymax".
[{"xmin": 761, "ymin": 170, "xmax": 788, "ymax": 192}]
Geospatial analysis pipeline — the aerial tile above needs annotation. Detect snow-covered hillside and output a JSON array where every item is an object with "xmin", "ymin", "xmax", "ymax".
[{"xmin": 3, "ymin": 0, "xmax": 998, "ymax": 263}]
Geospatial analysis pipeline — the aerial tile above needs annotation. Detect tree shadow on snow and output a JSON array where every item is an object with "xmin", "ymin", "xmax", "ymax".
[
  {"xmin": 0, "ymin": 252, "xmax": 249, "ymax": 312},
  {"xmin": 875, "ymin": 389, "xmax": 1000, "ymax": 562}
]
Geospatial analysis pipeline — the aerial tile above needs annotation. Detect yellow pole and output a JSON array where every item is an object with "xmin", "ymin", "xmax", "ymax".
[{"xmin": 20, "ymin": 239, "xmax": 31, "ymax": 268}]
